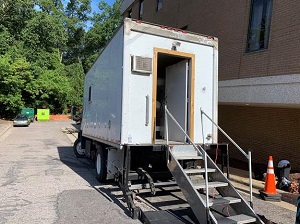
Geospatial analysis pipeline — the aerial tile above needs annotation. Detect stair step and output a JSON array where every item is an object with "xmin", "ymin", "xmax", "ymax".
[
  {"xmin": 206, "ymin": 196, "xmax": 241, "ymax": 206},
  {"xmin": 175, "ymin": 155, "xmax": 203, "ymax": 160},
  {"xmin": 184, "ymin": 168, "xmax": 216, "ymax": 174},
  {"xmin": 193, "ymin": 181, "xmax": 228, "ymax": 189},
  {"xmin": 217, "ymin": 214, "xmax": 256, "ymax": 224}
]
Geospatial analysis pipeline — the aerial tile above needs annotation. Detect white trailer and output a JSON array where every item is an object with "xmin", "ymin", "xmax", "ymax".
[{"xmin": 74, "ymin": 18, "xmax": 263, "ymax": 224}]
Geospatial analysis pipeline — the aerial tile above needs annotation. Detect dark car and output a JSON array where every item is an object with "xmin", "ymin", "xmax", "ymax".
[{"xmin": 13, "ymin": 114, "xmax": 31, "ymax": 127}]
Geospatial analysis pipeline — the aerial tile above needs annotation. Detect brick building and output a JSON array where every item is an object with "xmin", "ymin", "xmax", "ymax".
[{"xmin": 121, "ymin": 0, "xmax": 300, "ymax": 171}]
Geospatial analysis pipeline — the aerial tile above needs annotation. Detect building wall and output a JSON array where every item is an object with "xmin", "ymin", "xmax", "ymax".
[
  {"xmin": 125, "ymin": 0, "xmax": 300, "ymax": 81},
  {"xmin": 218, "ymin": 105, "xmax": 300, "ymax": 171}
]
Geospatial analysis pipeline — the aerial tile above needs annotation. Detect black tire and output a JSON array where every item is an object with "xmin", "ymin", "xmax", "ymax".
[
  {"xmin": 95, "ymin": 146, "xmax": 107, "ymax": 182},
  {"xmin": 73, "ymin": 138, "xmax": 85, "ymax": 158}
]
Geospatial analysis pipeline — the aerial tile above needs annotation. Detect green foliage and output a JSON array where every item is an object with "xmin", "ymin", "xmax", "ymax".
[
  {"xmin": 0, "ymin": 0, "xmax": 122, "ymax": 117},
  {"xmin": 83, "ymin": 0, "xmax": 122, "ymax": 71},
  {"xmin": 64, "ymin": 63, "xmax": 85, "ymax": 106},
  {"xmin": 0, "ymin": 26, "xmax": 14, "ymax": 55},
  {"xmin": 0, "ymin": 54, "xmax": 33, "ymax": 116},
  {"xmin": 33, "ymin": 69, "xmax": 71, "ymax": 113}
]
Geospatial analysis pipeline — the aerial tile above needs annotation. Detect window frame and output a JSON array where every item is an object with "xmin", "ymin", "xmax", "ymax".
[
  {"xmin": 246, "ymin": 0, "xmax": 273, "ymax": 52},
  {"xmin": 156, "ymin": 0, "xmax": 162, "ymax": 11},
  {"xmin": 128, "ymin": 8, "xmax": 132, "ymax": 18},
  {"xmin": 88, "ymin": 86, "xmax": 92, "ymax": 102},
  {"xmin": 139, "ymin": 0, "xmax": 144, "ymax": 20}
]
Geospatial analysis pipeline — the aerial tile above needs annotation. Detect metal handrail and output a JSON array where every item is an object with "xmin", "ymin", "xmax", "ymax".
[
  {"xmin": 200, "ymin": 108, "xmax": 253, "ymax": 207},
  {"xmin": 164, "ymin": 105, "xmax": 210, "ymax": 217}
]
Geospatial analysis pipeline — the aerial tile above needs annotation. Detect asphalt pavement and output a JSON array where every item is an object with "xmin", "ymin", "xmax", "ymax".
[
  {"xmin": 0, "ymin": 119, "xmax": 12, "ymax": 137},
  {"xmin": 0, "ymin": 120, "xmax": 297, "ymax": 224},
  {"xmin": 0, "ymin": 120, "xmax": 140, "ymax": 224}
]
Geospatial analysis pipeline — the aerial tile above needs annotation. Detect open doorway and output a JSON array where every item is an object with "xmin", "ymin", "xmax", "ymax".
[{"xmin": 152, "ymin": 48, "xmax": 195, "ymax": 144}]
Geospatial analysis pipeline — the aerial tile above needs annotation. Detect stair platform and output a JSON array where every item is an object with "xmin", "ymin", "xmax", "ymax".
[
  {"xmin": 193, "ymin": 181, "xmax": 228, "ymax": 189},
  {"xmin": 205, "ymin": 196, "xmax": 241, "ymax": 206},
  {"xmin": 217, "ymin": 214, "xmax": 256, "ymax": 224},
  {"xmin": 184, "ymin": 168, "xmax": 215, "ymax": 174},
  {"xmin": 175, "ymin": 155, "xmax": 203, "ymax": 160}
]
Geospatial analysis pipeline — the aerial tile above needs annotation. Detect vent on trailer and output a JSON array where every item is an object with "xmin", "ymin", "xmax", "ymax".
[{"xmin": 131, "ymin": 56, "xmax": 152, "ymax": 74}]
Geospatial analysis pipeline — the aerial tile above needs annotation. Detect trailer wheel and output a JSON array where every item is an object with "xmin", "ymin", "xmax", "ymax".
[
  {"xmin": 95, "ymin": 146, "xmax": 107, "ymax": 182},
  {"xmin": 73, "ymin": 138, "xmax": 85, "ymax": 158}
]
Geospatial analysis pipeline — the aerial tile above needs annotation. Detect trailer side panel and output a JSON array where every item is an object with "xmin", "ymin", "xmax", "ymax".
[{"xmin": 82, "ymin": 27, "xmax": 124, "ymax": 144}]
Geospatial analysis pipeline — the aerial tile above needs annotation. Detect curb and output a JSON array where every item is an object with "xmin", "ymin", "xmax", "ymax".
[
  {"xmin": 229, "ymin": 172, "xmax": 298, "ymax": 209},
  {"xmin": 229, "ymin": 174, "xmax": 264, "ymax": 191},
  {"xmin": 0, "ymin": 122, "xmax": 12, "ymax": 137}
]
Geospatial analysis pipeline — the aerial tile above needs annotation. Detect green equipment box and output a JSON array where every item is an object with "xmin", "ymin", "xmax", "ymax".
[{"xmin": 21, "ymin": 108, "xmax": 35, "ymax": 122}]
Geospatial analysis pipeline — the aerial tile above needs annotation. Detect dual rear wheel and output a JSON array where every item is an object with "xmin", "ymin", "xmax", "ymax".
[
  {"xmin": 73, "ymin": 138, "xmax": 85, "ymax": 158},
  {"xmin": 73, "ymin": 138, "xmax": 108, "ymax": 182},
  {"xmin": 95, "ymin": 145, "xmax": 108, "ymax": 182}
]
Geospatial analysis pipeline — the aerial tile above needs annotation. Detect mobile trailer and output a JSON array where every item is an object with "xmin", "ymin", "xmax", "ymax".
[{"xmin": 75, "ymin": 18, "xmax": 263, "ymax": 223}]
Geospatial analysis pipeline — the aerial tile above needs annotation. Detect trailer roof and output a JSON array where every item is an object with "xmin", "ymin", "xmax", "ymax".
[{"xmin": 124, "ymin": 18, "xmax": 218, "ymax": 49}]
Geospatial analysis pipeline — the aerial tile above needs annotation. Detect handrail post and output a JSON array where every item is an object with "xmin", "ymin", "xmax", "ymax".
[
  {"xmin": 200, "ymin": 108, "xmax": 205, "ymax": 144},
  {"xmin": 165, "ymin": 105, "xmax": 169, "ymax": 145},
  {"xmin": 204, "ymin": 150, "xmax": 210, "ymax": 221},
  {"xmin": 248, "ymin": 151, "xmax": 253, "ymax": 208},
  {"xmin": 165, "ymin": 105, "xmax": 169, "ymax": 163}
]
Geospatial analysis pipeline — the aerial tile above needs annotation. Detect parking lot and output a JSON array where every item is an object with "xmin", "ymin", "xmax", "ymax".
[{"xmin": 0, "ymin": 120, "xmax": 296, "ymax": 223}]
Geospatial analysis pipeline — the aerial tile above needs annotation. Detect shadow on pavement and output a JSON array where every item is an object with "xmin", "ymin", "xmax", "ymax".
[
  {"xmin": 71, "ymin": 123, "xmax": 80, "ymax": 131},
  {"xmin": 57, "ymin": 146, "xmax": 277, "ymax": 223},
  {"xmin": 57, "ymin": 146, "xmax": 98, "ymax": 185},
  {"xmin": 57, "ymin": 146, "xmax": 132, "ymax": 218}
]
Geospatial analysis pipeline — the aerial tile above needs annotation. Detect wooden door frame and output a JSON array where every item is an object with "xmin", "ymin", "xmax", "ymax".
[{"xmin": 152, "ymin": 48, "xmax": 195, "ymax": 143}]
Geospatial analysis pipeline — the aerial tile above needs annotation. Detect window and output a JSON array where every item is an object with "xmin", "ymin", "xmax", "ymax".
[
  {"xmin": 157, "ymin": 0, "xmax": 162, "ymax": 11},
  {"xmin": 128, "ymin": 9, "xmax": 132, "ymax": 18},
  {"xmin": 247, "ymin": 0, "xmax": 273, "ymax": 52},
  {"xmin": 88, "ymin": 86, "xmax": 92, "ymax": 102},
  {"xmin": 139, "ymin": 0, "xmax": 144, "ymax": 20}
]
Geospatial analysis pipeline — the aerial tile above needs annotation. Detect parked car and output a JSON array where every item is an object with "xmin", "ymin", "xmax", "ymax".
[{"xmin": 13, "ymin": 114, "xmax": 30, "ymax": 127}]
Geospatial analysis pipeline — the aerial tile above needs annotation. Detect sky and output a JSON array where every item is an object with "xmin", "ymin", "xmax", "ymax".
[
  {"xmin": 91, "ymin": 0, "xmax": 116, "ymax": 13},
  {"xmin": 61, "ymin": 0, "xmax": 118, "ymax": 29},
  {"xmin": 61, "ymin": 0, "xmax": 117, "ymax": 14}
]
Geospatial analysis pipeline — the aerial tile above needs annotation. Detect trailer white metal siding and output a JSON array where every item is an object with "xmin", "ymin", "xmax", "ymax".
[
  {"xmin": 82, "ymin": 27, "xmax": 124, "ymax": 144},
  {"xmin": 82, "ymin": 19, "xmax": 218, "ymax": 147}
]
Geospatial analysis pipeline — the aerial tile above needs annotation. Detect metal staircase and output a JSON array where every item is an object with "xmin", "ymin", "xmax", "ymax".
[
  {"xmin": 164, "ymin": 106, "xmax": 264, "ymax": 223},
  {"xmin": 167, "ymin": 144, "xmax": 263, "ymax": 223}
]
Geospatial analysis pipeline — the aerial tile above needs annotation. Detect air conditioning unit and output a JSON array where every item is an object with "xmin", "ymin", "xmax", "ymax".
[{"xmin": 131, "ymin": 55, "xmax": 152, "ymax": 74}]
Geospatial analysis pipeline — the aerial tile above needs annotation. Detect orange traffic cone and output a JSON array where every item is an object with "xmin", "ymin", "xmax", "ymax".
[{"xmin": 260, "ymin": 156, "xmax": 281, "ymax": 201}]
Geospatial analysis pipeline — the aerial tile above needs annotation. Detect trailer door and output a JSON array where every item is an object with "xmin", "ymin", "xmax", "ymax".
[{"xmin": 165, "ymin": 59, "xmax": 189, "ymax": 142}]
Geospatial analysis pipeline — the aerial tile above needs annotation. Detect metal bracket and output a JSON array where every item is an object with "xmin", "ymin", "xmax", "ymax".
[{"xmin": 136, "ymin": 168, "xmax": 156, "ymax": 195}]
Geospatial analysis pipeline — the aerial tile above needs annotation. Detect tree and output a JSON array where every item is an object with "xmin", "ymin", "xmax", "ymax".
[
  {"xmin": 64, "ymin": 63, "xmax": 85, "ymax": 106},
  {"xmin": 0, "ymin": 0, "xmax": 36, "ymax": 40},
  {"xmin": 33, "ymin": 69, "xmax": 72, "ymax": 113},
  {"xmin": 0, "ymin": 0, "xmax": 123, "ymax": 117},
  {"xmin": 82, "ymin": 0, "xmax": 122, "ymax": 72},
  {"xmin": 0, "ymin": 54, "xmax": 33, "ymax": 117},
  {"xmin": 63, "ymin": 0, "xmax": 91, "ymax": 65},
  {"xmin": 21, "ymin": 12, "xmax": 67, "ymax": 57}
]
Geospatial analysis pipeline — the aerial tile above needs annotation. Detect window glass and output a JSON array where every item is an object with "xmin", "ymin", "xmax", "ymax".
[
  {"xmin": 157, "ymin": 0, "xmax": 162, "ymax": 11},
  {"xmin": 128, "ymin": 9, "xmax": 132, "ymax": 18},
  {"xmin": 247, "ymin": 0, "xmax": 273, "ymax": 52},
  {"xmin": 139, "ymin": 0, "xmax": 144, "ymax": 20},
  {"xmin": 88, "ymin": 86, "xmax": 92, "ymax": 102}
]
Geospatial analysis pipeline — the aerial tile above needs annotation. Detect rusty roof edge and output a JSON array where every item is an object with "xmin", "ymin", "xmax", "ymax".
[{"xmin": 124, "ymin": 18, "xmax": 218, "ymax": 50}]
